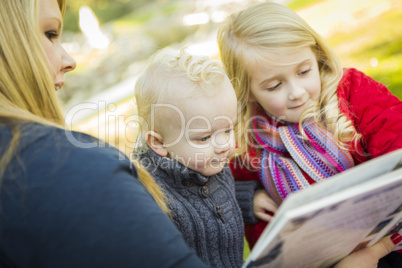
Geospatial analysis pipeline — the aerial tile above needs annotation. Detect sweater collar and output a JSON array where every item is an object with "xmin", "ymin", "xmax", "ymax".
[{"xmin": 139, "ymin": 149, "xmax": 210, "ymax": 186}]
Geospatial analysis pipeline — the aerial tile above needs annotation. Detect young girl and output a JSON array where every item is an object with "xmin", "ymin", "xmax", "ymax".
[{"xmin": 217, "ymin": 1, "xmax": 402, "ymax": 256}]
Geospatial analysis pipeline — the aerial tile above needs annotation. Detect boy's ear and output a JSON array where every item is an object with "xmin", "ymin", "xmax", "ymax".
[{"xmin": 145, "ymin": 131, "xmax": 168, "ymax": 157}]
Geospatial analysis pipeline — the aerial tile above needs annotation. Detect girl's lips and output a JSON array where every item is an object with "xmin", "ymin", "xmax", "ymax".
[{"xmin": 289, "ymin": 101, "xmax": 307, "ymax": 109}]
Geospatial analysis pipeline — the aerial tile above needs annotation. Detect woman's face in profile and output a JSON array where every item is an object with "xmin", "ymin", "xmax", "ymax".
[{"xmin": 39, "ymin": 0, "xmax": 76, "ymax": 90}]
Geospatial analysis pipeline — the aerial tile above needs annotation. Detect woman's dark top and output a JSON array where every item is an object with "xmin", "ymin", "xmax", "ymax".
[{"xmin": 0, "ymin": 123, "xmax": 208, "ymax": 268}]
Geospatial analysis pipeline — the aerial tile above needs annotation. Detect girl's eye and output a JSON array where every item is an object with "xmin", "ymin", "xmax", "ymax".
[
  {"xmin": 299, "ymin": 68, "xmax": 311, "ymax": 76},
  {"xmin": 45, "ymin": 31, "xmax": 58, "ymax": 41},
  {"xmin": 224, "ymin": 128, "xmax": 233, "ymax": 134},
  {"xmin": 200, "ymin": 136, "xmax": 211, "ymax": 142},
  {"xmin": 267, "ymin": 82, "xmax": 281, "ymax": 91}
]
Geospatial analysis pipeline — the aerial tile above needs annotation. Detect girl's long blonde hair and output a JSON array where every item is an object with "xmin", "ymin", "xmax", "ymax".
[
  {"xmin": 217, "ymin": 1, "xmax": 360, "ymax": 156},
  {"xmin": 0, "ymin": 0, "xmax": 169, "ymax": 214}
]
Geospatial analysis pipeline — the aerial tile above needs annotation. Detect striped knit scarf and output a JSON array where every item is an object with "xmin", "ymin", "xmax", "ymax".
[{"xmin": 251, "ymin": 106, "xmax": 355, "ymax": 205}]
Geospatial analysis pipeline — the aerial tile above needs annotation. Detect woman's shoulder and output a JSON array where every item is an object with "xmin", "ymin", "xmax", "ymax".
[
  {"xmin": 3, "ymin": 123, "xmax": 135, "ymax": 183},
  {"xmin": 31, "ymin": 123, "xmax": 124, "ymax": 156},
  {"xmin": 0, "ymin": 124, "xmax": 208, "ymax": 268},
  {"xmin": 18, "ymin": 123, "xmax": 119, "ymax": 151}
]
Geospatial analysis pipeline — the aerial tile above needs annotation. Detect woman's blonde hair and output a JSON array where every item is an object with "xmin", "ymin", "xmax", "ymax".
[
  {"xmin": 134, "ymin": 48, "xmax": 227, "ymax": 153},
  {"xmin": 0, "ymin": 0, "xmax": 66, "ymax": 125},
  {"xmin": 0, "ymin": 0, "xmax": 169, "ymax": 214},
  {"xmin": 217, "ymin": 1, "xmax": 360, "ymax": 156}
]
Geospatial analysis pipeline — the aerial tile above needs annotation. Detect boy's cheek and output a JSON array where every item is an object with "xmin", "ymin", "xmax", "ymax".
[{"xmin": 227, "ymin": 143, "xmax": 236, "ymax": 158}]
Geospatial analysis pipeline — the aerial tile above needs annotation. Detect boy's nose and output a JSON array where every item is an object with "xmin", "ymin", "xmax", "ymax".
[
  {"xmin": 213, "ymin": 133, "xmax": 231, "ymax": 154},
  {"xmin": 214, "ymin": 143, "xmax": 230, "ymax": 154}
]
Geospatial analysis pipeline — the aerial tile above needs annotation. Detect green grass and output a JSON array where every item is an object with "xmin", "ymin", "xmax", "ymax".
[
  {"xmin": 327, "ymin": 9, "xmax": 402, "ymax": 99},
  {"xmin": 244, "ymin": 237, "xmax": 251, "ymax": 260},
  {"xmin": 286, "ymin": 1, "xmax": 402, "ymax": 99},
  {"xmin": 287, "ymin": 0, "xmax": 323, "ymax": 10},
  {"xmin": 112, "ymin": 2, "xmax": 185, "ymax": 30}
]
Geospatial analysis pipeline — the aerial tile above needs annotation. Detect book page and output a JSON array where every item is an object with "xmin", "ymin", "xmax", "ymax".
[
  {"xmin": 365, "ymin": 206, "xmax": 402, "ymax": 248},
  {"xmin": 246, "ymin": 149, "xmax": 402, "ymax": 266},
  {"xmin": 244, "ymin": 154, "xmax": 402, "ymax": 268},
  {"xmin": 278, "ymin": 149, "xmax": 402, "ymax": 211}
]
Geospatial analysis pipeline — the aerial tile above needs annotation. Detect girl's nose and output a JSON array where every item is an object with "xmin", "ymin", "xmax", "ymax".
[
  {"xmin": 288, "ymin": 81, "xmax": 305, "ymax": 101},
  {"xmin": 61, "ymin": 46, "xmax": 76, "ymax": 74}
]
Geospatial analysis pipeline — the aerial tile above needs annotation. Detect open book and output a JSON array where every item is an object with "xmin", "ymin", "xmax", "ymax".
[{"xmin": 243, "ymin": 149, "xmax": 402, "ymax": 268}]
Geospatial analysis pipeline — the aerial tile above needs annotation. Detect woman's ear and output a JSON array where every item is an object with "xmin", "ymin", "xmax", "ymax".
[{"xmin": 145, "ymin": 131, "xmax": 168, "ymax": 157}]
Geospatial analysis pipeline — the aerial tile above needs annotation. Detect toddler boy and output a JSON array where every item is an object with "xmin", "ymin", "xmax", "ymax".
[{"xmin": 134, "ymin": 49, "xmax": 244, "ymax": 268}]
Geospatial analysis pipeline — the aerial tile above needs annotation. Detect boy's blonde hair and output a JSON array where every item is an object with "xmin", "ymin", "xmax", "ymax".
[
  {"xmin": 134, "ymin": 48, "xmax": 228, "ymax": 152},
  {"xmin": 217, "ymin": 1, "xmax": 360, "ymax": 156}
]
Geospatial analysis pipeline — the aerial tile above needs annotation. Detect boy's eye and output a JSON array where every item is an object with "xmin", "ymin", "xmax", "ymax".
[
  {"xmin": 45, "ymin": 31, "xmax": 58, "ymax": 41},
  {"xmin": 199, "ymin": 136, "xmax": 211, "ymax": 142}
]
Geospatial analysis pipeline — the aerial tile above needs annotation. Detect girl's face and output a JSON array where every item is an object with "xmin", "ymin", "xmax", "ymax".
[
  {"xmin": 39, "ymin": 0, "xmax": 76, "ymax": 90},
  {"xmin": 248, "ymin": 47, "xmax": 321, "ymax": 123}
]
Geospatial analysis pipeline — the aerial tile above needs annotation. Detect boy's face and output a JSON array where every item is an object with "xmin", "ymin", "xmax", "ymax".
[{"xmin": 159, "ymin": 77, "xmax": 237, "ymax": 176}]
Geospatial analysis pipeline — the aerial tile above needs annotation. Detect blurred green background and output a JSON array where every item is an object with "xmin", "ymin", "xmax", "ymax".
[{"xmin": 61, "ymin": 0, "xmax": 402, "ymax": 111}]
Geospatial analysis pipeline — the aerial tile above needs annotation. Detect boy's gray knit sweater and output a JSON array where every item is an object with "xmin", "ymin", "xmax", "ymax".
[{"xmin": 138, "ymin": 150, "xmax": 244, "ymax": 268}]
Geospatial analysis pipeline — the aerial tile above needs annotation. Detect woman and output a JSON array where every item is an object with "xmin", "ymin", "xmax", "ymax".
[
  {"xmin": 0, "ymin": 0, "xmax": 398, "ymax": 267},
  {"xmin": 0, "ymin": 0, "xmax": 206, "ymax": 267}
]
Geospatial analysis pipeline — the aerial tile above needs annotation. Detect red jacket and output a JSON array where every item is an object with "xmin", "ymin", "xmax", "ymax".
[{"xmin": 230, "ymin": 68, "xmax": 402, "ymax": 249}]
